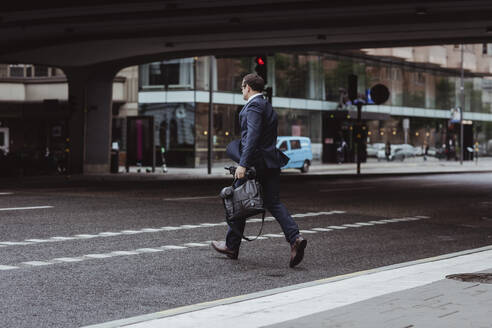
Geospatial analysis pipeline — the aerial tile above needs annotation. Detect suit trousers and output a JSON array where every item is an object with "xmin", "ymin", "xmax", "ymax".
[{"xmin": 225, "ymin": 168, "xmax": 300, "ymax": 250}]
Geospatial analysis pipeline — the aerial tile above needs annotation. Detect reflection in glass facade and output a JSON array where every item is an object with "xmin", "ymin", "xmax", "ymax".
[
  {"xmin": 139, "ymin": 102, "xmax": 195, "ymax": 167},
  {"xmin": 138, "ymin": 52, "xmax": 492, "ymax": 166}
]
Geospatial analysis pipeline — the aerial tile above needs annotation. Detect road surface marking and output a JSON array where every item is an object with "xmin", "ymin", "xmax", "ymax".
[
  {"xmin": 162, "ymin": 196, "xmax": 218, "ymax": 201},
  {"xmin": 179, "ymin": 225, "xmax": 201, "ymax": 229},
  {"xmin": 245, "ymin": 236, "xmax": 268, "ymax": 240},
  {"xmin": 98, "ymin": 232, "xmax": 123, "ymax": 237},
  {"xmin": 343, "ymin": 224, "xmax": 363, "ymax": 228},
  {"xmin": 0, "ymin": 210, "xmax": 345, "ymax": 248},
  {"xmin": 50, "ymin": 236, "xmax": 77, "ymax": 241},
  {"xmin": 84, "ymin": 254, "xmax": 114, "ymax": 259},
  {"xmin": 0, "ymin": 241, "xmax": 32, "ymax": 245},
  {"xmin": 0, "ymin": 216, "xmax": 430, "ymax": 272},
  {"xmin": 262, "ymin": 234, "xmax": 284, "ymax": 238},
  {"xmin": 312, "ymin": 228, "xmax": 333, "ymax": 232},
  {"xmin": 0, "ymin": 206, "xmax": 53, "ymax": 211},
  {"xmin": 20, "ymin": 261, "xmax": 52, "ymax": 266},
  {"xmin": 135, "ymin": 248, "xmax": 164, "ymax": 253},
  {"xmin": 52, "ymin": 257, "xmax": 84, "ymax": 263},
  {"xmin": 183, "ymin": 243, "xmax": 209, "ymax": 247},
  {"xmin": 160, "ymin": 245, "xmax": 187, "ymax": 250},
  {"xmin": 0, "ymin": 192, "xmax": 13, "ymax": 195},
  {"xmin": 0, "ymin": 265, "xmax": 19, "ymax": 270},
  {"xmin": 327, "ymin": 226, "xmax": 347, "ymax": 230},
  {"xmin": 320, "ymin": 187, "xmax": 375, "ymax": 192},
  {"xmin": 110, "ymin": 251, "xmax": 139, "ymax": 256}
]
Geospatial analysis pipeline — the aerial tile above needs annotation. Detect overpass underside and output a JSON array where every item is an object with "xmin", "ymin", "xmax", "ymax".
[{"xmin": 1, "ymin": 0, "xmax": 492, "ymax": 173}]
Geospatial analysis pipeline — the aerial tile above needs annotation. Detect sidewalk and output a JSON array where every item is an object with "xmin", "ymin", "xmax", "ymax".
[
  {"xmin": 2, "ymin": 157, "xmax": 491, "ymax": 186},
  {"xmin": 85, "ymin": 246, "xmax": 492, "ymax": 328},
  {"xmin": 118, "ymin": 157, "xmax": 492, "ymax": 179}
]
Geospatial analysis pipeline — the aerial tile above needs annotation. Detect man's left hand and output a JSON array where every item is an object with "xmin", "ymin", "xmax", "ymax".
[{"xmin": 235, "ymin": 166, "xmax": 246, "ymax": 179}]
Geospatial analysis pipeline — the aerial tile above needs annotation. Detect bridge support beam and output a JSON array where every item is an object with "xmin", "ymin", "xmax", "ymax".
[{"xmin": 65, "ymin": 66, "xmax": 117, "ymax": 174}]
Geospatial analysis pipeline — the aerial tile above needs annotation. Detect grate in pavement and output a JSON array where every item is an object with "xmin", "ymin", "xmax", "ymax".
[{"xmin": 446, "ymin": 273, "xmax": 492, "ymax": 284}]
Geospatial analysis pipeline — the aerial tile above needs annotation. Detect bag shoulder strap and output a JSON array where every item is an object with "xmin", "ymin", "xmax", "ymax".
[{"xmin": 226, "ymin": 210, "xmax": 265, "ymax": 242}]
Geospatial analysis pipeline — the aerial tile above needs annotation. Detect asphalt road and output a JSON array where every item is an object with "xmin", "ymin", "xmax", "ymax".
[{"xmin": 1, "ymin": 172, "xmax": 491, "ymax": 327}]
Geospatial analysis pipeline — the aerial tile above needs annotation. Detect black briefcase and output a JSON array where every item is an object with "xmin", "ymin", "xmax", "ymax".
[{"xmin": 219, "ymin": 168, "xmax": 265, "ymax": 241}]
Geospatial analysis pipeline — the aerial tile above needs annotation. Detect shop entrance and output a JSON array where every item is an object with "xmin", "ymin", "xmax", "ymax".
[{"xmin": 125, "ymin": 116, "xmax": 155, "ymax": 168}]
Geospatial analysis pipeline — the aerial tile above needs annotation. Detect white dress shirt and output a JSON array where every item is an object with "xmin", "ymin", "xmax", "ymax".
[{"xmin": 246, "ymin": 93, "xmax": 263, "ymax": 104}]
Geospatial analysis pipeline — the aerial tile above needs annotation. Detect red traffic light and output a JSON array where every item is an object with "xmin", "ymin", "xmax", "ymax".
[{"xmin": 255, "ymin": 57, "xmax": 265, "ymax": 65}]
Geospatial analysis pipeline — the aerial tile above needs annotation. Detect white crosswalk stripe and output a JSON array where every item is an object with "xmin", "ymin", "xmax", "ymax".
[
  {"xmin": 21, "ymin": 261, "xmax": 52, "ymax": 266},
  {"xmin": 183, "ymin": 243, "xmax": 209, "ymax": 247},
  {"xmin": 160, "ymin": 245, "xmax": 187, "ymax": 250},
  {"xmin": 0, "ymin": 210, "xmax": 344, "ymax": 248},
  {"xmin": 135, "ymin": 248, "xmax": 163, "ymax": 253},
  {"xmin": 312, "ymin": 228, "xmax": 333, "ymax": 232},
  {"xmin": 0, "ymin": 215, "xmax": 429, "ymax": 271},
  {"xmin": 52, "ymin": 257, "xmax": 84, "ymax": 263},
  {"xmin": 0, "ymin": 206, "xmax": 53, "ymax": 211},
  {"xmin": 0, "ymin": 265, "xmax": 19, "ymax": 270},
  {"xmin": 262, "ymin": 234, "xmax": 284, "ymax": 238},
  {"xmin": 342, "ymin": 224, "xmax": 363, "ymax": 228}
]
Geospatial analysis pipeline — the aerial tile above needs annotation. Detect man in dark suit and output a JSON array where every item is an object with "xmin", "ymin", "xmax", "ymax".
[{"xmin": 212, "ymin": 73, "xmax": 307, "ymax": 268}]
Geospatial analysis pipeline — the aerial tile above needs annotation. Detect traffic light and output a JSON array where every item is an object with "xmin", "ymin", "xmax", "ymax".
[{"xmin": 254, "ymin": 56, "xmax": 267, "ymax": 84}]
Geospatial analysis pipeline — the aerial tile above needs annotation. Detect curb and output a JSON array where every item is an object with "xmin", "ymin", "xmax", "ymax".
[{"xmin": 82, "ymin": 244, "xmax": 492, "ymax": 328}]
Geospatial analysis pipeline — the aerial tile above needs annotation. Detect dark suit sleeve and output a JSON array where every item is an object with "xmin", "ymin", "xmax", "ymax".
[{"xmin": 239, "ymin": 102, "xmax": 263, "ymax": 168}]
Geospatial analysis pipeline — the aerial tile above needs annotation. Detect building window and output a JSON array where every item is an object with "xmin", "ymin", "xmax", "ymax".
[
  {"xmin": 9, "ymin": 65, "xmax": 24, "ymax": 77},
  {"xmin": 140, "ymin": 58, "xmax": 194, "ymax": 90},
  {"xmin": 34, "ymin": 65, "xmax": 49, "ymax": 77},
  {"xmin": 392, "ymin": 68, "xmax": 401, "ymax": 81},
  {"xmin": 25, "ymin": 65, "xmax": 33, "ymax": 77}
]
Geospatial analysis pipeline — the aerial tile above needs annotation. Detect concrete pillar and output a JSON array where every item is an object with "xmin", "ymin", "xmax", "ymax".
[{"xmin": 65, "ymin": 66, "xmax": 118, "ymax": 174}]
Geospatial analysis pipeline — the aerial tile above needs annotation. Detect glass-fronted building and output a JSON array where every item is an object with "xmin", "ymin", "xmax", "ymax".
[{"xmin": 135, "ymin": 50, "xmax": 492, "ymax": 167}]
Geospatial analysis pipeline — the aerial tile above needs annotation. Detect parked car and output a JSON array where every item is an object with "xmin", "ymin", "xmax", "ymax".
[
  {"xmin": 277, "ymin": 136, "xmax": 313, "ymax": 173},
  {"xmin": 377, "ymin": 144, "xmax": 417, "ymax": 161},
  {"xmin": 367, "ymin": 143, "xmax": 385, "ymax": 157}
]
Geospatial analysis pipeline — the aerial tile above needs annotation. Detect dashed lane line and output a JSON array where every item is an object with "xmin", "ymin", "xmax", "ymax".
[
  {"xmin": 0, "ymin": 210, "xmax": 345, "ymax": 248},
  {"xmin": 319, "ymin": 187, "xmax": 375, "ymax": 192},
  {"xmin": 0, "ymin": 206, "xmax": 53, "ymax": 211},
  {"xmin": 162, "ymin": 196, "xmax": 218, "ymax": 201},
  {"xmin": 0, "ymin": 192, "xmax": 14, "ymax": 195},
  {"xmin": 0, "ymin": 216, "xmax": 430, "ymax": 272}
]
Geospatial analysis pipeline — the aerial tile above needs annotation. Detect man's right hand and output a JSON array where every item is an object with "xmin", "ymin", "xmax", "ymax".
[{"xmin": 235, "ymin": 165, "xmax": 246, "ymax": 179}]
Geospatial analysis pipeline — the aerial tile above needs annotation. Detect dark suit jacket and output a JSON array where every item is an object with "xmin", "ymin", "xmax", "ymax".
[{"xmin": 230, "ymin": 95, "xmax": 289, "ymax": 169}]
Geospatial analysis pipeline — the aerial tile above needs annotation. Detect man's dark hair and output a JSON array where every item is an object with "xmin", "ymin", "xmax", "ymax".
[{"xmin": 243, "ymin": 73, "xmax": 265, "ymax": 92}]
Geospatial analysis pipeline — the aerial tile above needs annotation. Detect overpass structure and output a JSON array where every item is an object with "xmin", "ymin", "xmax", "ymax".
[{"xmin": 1, "ymin": 0, "xmax": 492, "ymax": 173}]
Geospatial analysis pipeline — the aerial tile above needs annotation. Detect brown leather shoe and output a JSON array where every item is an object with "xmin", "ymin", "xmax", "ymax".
[
  {"xmin": 290, "ymin": 236, "xmax": 307, "ymax": 268},
  {"xmin": 211, "ymin": 241, "xmax": 239, "ymax": 259}
]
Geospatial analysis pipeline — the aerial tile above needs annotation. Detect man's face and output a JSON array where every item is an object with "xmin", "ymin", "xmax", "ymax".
[{"xmin": 241, "ymin": 80, "xmax": 249, "ymax": 100}]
